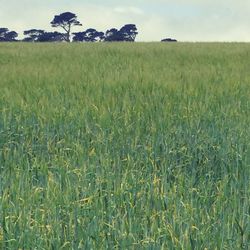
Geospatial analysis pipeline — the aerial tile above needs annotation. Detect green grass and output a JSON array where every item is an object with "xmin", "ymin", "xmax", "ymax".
[{"xmin": 0, "ymin": 42, "xmax": 249, "ymax": 249}]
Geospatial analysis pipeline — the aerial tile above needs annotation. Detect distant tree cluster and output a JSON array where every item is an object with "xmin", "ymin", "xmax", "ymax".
[
  {"xmin": 23, "ymin": 30, "xmax": 65, "ymax": 42},
  {"xmin": 161, "ymin": 38, "xmax": 177, "ymax": 42},
  {"xmin": 0, "ymin": 12, "xmax": 139, "ymax": 43}
]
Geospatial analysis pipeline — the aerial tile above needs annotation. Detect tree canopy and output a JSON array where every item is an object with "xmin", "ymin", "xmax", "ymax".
[
  {"xmin": 73, "ymin": 29, "xmax": 104, "ymax": 42},
  {"xmin": 23, "ymin": 29, "xmax": 45, "ymax": 42},
  {"xmin": 104, "ymin": 24, "xmax": 138, "ymax": 42},
  {"xmin": 119, "ymin": 24, "xmax": 138, "ymax": 42},
  {"xmin": 38, "ymin": 32, "xmax": 65, "ymax": 42},
  {"xmin": 0, "ymin": 28, "xmax": 18, "ymax": 42},
  {"xmin": 50, "ymin": 12, "xmax": 82, "ymax": 42}
]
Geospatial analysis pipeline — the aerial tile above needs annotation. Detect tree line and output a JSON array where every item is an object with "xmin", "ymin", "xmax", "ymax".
[
  {"xmin": 0, "ymin": 11, "xmax": 177, "ymax": 43},
  {"xmin": 0, "ymin": 12, "xmax": 138, "ymax": 42}
]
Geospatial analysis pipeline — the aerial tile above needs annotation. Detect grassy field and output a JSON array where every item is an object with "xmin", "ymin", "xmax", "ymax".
[{"xmin": 0, "ymin": 42, "xmax": 249, "ymax": 249}]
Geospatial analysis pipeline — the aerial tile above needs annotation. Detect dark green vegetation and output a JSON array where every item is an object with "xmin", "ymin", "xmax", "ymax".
[{"xmin": 0, "ymin": 43, "xmax": 249, "ymax": 249}]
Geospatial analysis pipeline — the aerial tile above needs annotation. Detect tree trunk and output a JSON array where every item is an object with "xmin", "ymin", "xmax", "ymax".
[{"xmin": 66, "ymin": 24, "xmax": 71, "ymax": 42}]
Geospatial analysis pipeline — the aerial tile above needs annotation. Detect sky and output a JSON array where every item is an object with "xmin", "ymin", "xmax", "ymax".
[{"xmin": 0, "ymin": 0, "xmax": 250, "ymax": 42}]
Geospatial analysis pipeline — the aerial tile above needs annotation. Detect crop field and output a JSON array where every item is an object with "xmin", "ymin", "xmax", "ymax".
[{"xmin": 0, "ymin": 42, "xmax": 249, "ymax": 249}]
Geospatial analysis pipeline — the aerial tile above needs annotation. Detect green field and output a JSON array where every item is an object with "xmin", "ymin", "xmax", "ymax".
[{"xmin": 0, "ymin": 43, "xmax": 249, "ymax": 249}]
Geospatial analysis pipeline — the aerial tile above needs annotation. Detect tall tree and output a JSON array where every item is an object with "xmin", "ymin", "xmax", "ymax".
[{"xmin": 50, "ymin": 12, "xmax": 82, "ymax": 42}]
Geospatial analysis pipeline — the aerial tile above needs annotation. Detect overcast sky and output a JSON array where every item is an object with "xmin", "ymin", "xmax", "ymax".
[{"xmin": 0, "ymin": 0, "xmax": 250, "ymax": 41}]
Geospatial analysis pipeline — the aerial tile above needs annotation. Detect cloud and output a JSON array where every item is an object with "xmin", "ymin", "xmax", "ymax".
[
  {"xmin": 114, "ymin": 6, "xmax": 144, "ymax": 15},
  {"xmin": 0, "ymin": 0, "xmax": 250, "ymax": 41}
]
